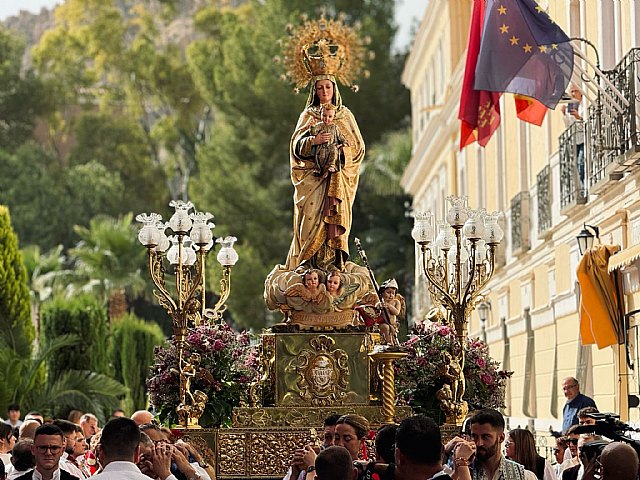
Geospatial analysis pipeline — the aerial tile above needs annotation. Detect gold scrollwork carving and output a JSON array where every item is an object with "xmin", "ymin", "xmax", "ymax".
[
  {"xmin": 217, "ymin": 433, "xmax": 247, "ymax": 476},
  {"xmin": 295, "ymin": 335, "xmax": 349, "ymax": 406}
]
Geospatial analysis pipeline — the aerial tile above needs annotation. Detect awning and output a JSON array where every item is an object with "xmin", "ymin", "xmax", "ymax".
[
  {"xmin": 577, "ymin": 244, "xmax": 622, "ymax": 349},
  {"xmin": 608, "ymin": 243, "xmax": 640, "ymax": 272}
]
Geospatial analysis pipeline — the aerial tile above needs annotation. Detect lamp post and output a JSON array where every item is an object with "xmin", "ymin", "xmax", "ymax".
[
  {"xmin": 477, "ymin": 301, "xmax": 490, "ymax": 343},
  {"xmin": 136, "ymin": 200, "xmax": 238, "ymax": 429},
  {"xmin": 576, "ymin": 223, "xmax": 600, "ymax": 255},
  {"xmin": 411, "ymin": 195, "xmax": 503, "ymax": 425}
]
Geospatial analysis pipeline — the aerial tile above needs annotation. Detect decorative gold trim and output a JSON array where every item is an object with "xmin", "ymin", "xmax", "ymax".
[{"xmin": 294, "ymin": 335, "xmax": 350, "ymax": 405}]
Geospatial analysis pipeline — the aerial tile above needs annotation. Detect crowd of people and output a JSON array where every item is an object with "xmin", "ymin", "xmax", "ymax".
[
  {"xmin": 2, "ymin": 402, "xmax": 639, "ymax": 480},
  {"xmin": 0, "ymin": 405, "xmax": 214, "ymax": 480}
]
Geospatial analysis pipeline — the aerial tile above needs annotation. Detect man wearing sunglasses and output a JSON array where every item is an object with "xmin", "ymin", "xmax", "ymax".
[{"xmin": 15, "ymin": 424, "xmax": 79, "ymax": 480}]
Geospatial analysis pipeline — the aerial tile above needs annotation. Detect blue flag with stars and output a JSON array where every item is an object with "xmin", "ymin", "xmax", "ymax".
[{"xmin": 474, "ymin": 0, "xmax": 574, "ymax": 108}]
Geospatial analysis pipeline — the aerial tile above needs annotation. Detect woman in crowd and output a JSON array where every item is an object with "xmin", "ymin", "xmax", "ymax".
[
  {"xmin": 505, "ymin": 428, "xmax": 557, "ymax": 480},
  {"xmin": 0, "ymin": 424, "xmax": 15, "ymax": 468}
]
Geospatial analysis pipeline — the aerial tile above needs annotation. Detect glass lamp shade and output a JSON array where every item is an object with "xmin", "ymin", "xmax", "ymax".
[
  {"xmin": 216, "ymin": 236, "xmax": 239, "ymax": 266},
  {"xmin": 483, "ymin": 212, "xmax": 504, "ymax": 245},
  {"xmin": 446, "ymin": 195, "xmax": 469, "ymax": 227},
  {"xmin": 463, "ymin": 209, "xmax": 486, "ymax": 240},
  {"xmin": 184, "ymin": 244, "xmax": 197, "ymax": 266},
  {"xmin": 155, "ymin": 227, "xmax": 170, "ymax": 253},
  {"xmin": 190, "ymin": 211, "xmax": 215, "ymax": 246},
  {"xmin": 412, "ymin": 211, "xmax": 434, "ymax": 244},
  {"xmin": 166, "ymin": 236, "xmax": 193, "ymax": 265},
  {"xmin": 136, "ymin": 213, "xmax": 163, "ymax": 247},
  {"xmin": 576, "ymin": 224, "xmax": 596, "ymax": 255},
  {"xmin": 474, "ymin": 239, "xmax": 487, "ymax": 264},
  {"xmin": 435, "ymin": 222, "xmax": 454, "ymax": 250},
  {"xmin": 168, "ymin": 200, "xmax": 194, "ymax": 233}
]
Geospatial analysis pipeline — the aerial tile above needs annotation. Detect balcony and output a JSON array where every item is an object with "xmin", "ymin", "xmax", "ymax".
[
  {"xmin": 537, "ymin": 165, "xmax": 551, "ymax": 236},
  {"xmin": 585, "ymin": 48, "xmax": 640, "ymax": 192},
  {"xmin": 511, "ymin": 191, "xmax": 530, "ymax": 256},
  {"xmin": 559, "ymin": 122, "xmax": 587, "ymax": 212},
  {"xmin": 559, "ymin": 48, "xmax": 640, "ymax": 206}
]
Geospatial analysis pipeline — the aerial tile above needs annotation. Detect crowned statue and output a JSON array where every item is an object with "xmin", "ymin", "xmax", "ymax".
[{"xmin": 264, "ymin": 15, "xmax": 383, "ymax": 331}]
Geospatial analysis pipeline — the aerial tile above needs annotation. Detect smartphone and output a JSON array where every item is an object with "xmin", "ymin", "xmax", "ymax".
[{"xmin": 567, "ymin": 102, "xmax": 578, "ymax": 113}]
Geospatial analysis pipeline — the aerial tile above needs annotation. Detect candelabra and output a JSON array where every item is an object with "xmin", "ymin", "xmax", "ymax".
[
  {"xmin": 411, "ymin": 195, "xmax": 503, "ymax": 425},
  {"xmin": 137, "ymin": 200, "xmax": 239, "ymax": 428}
]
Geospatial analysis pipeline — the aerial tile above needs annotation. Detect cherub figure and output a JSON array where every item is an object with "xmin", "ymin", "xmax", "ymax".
[
  {"xmin": 284, "ymin": 269, "xmax": 327, "ymax": 304},
  {"xmin": 310, "ymin": 104, "xmax": 348, "ymax": 178},
  {"xmin": 325, "ymin": 271, "xmax": 342, "ymax": 297},
  {"xmin": 355, "ymin": 278, "xmax": 404, "ymax": 346},
  {"xmin": 376, "ymin": 279, "xmax": 402, "ymax": 346}
]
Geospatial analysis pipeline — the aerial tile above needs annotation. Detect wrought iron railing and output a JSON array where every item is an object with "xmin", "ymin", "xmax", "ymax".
[
  {"xmin": 537, "ymin": 165, "xmax": 551, "ymax": 234},
  {"xmin": 559, "ymin": 122, "xmax": 587, "ymax": 208},
  {"xmin": 586, "ymin": 48, "xmax": 640, "ymax": 186},
  {"xmin": 511, "ymin": 191, "xmax": 530, "ymax": 254}
]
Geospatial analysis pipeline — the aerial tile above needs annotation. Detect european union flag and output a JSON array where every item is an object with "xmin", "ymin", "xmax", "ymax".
[{"xmin": 474, "ymin": 0, "xmax": 574, "ymax": 108}]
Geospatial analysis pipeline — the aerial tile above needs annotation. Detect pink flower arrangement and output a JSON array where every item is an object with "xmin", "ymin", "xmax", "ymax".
[
  {"xmin": 147, "ymin": 322, "xmax": 259, "ymax": 427},
  {"xmin": 396, "ymin": 321, "xmax": 512, "ymax": 421}
]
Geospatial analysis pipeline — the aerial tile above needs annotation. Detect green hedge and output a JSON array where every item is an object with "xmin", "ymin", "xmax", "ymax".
[
  {"xmin": 41, "ymin": 295, "xmax": 109, "ymax": 376},
  {"xmin": 110, "ymin": 313, "xmax": 165, "ymax": 412}
]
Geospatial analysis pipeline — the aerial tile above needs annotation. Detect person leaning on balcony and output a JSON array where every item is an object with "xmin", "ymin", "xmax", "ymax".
[
  {"xmin": 560, "ymin": 85, "xmax": 585, "ymax": 193},
  {"xmin": 561, "ymin": 378, "xmax": 597, "ymax": 434}
]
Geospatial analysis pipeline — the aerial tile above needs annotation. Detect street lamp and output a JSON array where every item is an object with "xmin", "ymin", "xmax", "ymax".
[
  {"xmin": 576, "ymin": 223, "xmax": 600, "ymax": 255},
  {"xmin": 136, "ymin": 200, "xmax": 238, "ymax": 428},
  {"xmin": 411, "ymin": 195, "xmax": 503, "ymax": 425},
  {"xmin": 477, "ymin": 301, "xmax": 490, "ymax": 343}
]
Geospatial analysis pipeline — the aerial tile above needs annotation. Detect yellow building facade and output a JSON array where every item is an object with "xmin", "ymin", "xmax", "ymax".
[{"xmin": 401, "ymin": 0, "xmax": 640, "ymax": 431}]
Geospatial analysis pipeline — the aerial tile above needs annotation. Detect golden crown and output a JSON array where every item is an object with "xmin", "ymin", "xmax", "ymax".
[{"xmin": 277, "ymin": 13, "xmax": 371, "ymax": 93}]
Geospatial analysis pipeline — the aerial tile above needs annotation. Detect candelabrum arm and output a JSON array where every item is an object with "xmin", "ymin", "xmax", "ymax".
[
  {"xmin": 148, "ymin": 249, "xmax": 177, "ymax": 315},
  {"xmin": 207, "ymin": 265, "xmax": 232, "ymax": 321},
  {"xmin": 461, "ymin": 241, "xmax": 479, "ymax": 305},
  {"xmin": 473, "ymin": 245, "xmax": 498, "ymax": 294},
  {"xmin": 421, "ymin": 244, "xmax": 455, "ymax": 311}
]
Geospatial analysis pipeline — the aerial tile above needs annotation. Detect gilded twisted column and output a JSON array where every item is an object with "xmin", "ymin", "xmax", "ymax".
[{"xmin": 369, "ymin": 350, "xmax": 408, "ymax": 424}]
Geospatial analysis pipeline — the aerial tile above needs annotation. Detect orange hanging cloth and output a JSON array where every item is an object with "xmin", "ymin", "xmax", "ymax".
[{"xmin": 576, "ymin": 244, "xmax": 623, "ymax": 349}]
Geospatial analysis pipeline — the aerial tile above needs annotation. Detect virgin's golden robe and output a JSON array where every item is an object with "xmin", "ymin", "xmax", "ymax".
[{"xmin": 286, "ymin": 105, "xmax": 365, "ymax": 270}]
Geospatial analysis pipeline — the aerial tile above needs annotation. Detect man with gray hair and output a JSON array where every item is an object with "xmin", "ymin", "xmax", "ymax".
[{"xmin": 562, "ymin": 377, "xmax": 597, "ymax": 433}]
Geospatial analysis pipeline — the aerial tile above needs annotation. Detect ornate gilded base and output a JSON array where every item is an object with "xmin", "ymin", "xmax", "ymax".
[{"xmin": 179, "ymin": 405, "xmax": 414, "ymax": 479}]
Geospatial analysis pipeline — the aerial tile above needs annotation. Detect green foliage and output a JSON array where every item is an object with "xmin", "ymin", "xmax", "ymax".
[
  {"xmin": 0, "ymin": 144, "xmax": 126, "ymax": 249},
  {"xmin": 0, "ymin": 205, "xmax": 34, "ymax": 357},
  {"xmin": 0, "ymin": 28, "xmax": 46, "ymax": 150},
  {"xmin": 68, "ymin": 113, "xmax": 169, "ymax": 214},
  {"xmin": 351, "ymin": 129, "xmax": 414, "ymax": 301},
  {"xmin": 68, "ymin": 213, "xmax": 148, "ymax": 306},
  {"xmin": 109, "ymin": 314, "xmax": 165, "ymax": 413},
  {"xmin": 40, "ymin": 295, "xmax": 109, "ymax": 375},
  {"xmin": 0, "ymin": 334, "xmax": 127, "ymax": 423}
]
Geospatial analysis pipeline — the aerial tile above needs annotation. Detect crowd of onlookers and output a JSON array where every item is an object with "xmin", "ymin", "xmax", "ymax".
[
  {"xmin": 0, "ymin": 404, "xmax": 214, "ymax": 480},
  {"xmin": 2, "ymin": 400, "xmax": 639, "ymax": 480}
]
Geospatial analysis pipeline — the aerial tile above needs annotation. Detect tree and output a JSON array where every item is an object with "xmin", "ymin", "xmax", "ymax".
[
  {"xmin": 109, "ymin": 314, "xmax": 165, "ymax": 413},
  {"xmin": 40, "ymin": 294, "xmax": 110, "ymax": 376},
  {"xmin": 21, "ymin": 244, "xmax": 73, "ymax": 342},
  {"xmin": 0, "ymin": 334, "xmax": 127, "ymax": 423},
  {"xmin": 0, "ymin": 28, "xmax": 46, "ymax": 151},
  {"xmin": 68, "ymin": 214, "xmax": 148, "ymax": 320},
  {"xmin": 0, "ymin": 144, "xmax": 126, "ymax": 249},
  {"xmin": 0, "ymin": 205, "xmax": 34, "ymax": 357},
  {"xmin": 32, "ymin": 0, "xmax": 211, "ymax": 200}
]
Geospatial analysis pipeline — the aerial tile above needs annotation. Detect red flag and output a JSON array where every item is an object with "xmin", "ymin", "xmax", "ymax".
[
  {"xmin": 459, "ymin": 0, "xmax": 501, "ymax": 149},
  {"xmin": 514, "ymin": 94, "xmax": 547, "ymax": 126}
]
